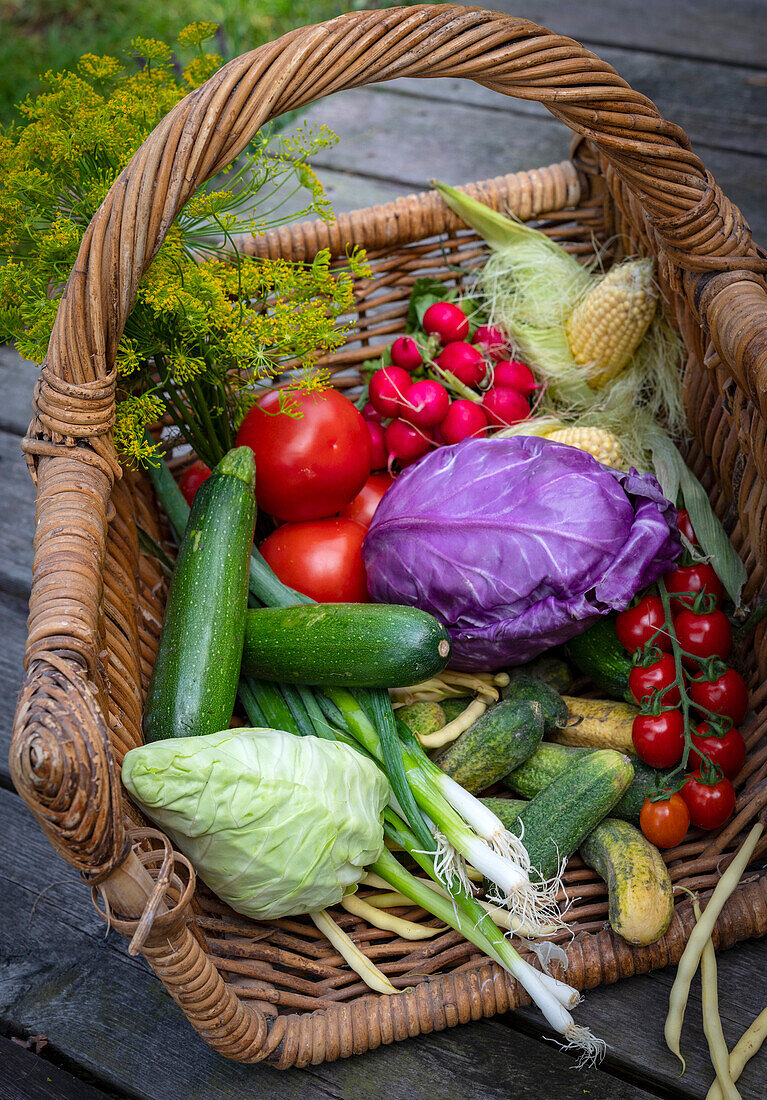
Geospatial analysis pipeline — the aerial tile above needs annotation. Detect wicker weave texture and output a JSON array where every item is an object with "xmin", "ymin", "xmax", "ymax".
[{"xmin": 8, "ymin": 5, "xmax": 767, "ymax": 1068}]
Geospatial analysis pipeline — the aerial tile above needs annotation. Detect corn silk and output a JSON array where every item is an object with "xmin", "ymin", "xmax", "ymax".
[{"xmin": 363, "ymin": 436, "xmax": 681, "ymax": 668}]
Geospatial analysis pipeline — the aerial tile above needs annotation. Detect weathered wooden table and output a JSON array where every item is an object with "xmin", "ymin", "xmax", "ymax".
[{"xmin": 2, "ymin": 3, "xmax": 767, "ymax": 1096}]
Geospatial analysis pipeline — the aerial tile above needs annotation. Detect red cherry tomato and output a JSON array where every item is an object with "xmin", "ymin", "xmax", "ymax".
[
  {"xmin": 179, "ymin": 459, "xmax": 211, "ymax": 505},
  {"xmin": 632, "ymin": 709, "xmax": 686, "ymax": 768},
  {"xmin": 260, "ymin": 518, "xmax": 369, "ymax": 603},
  {"xmin": 676, "ymin": 508, "xmax": 698, "ymax": 546},
  {"xmin": 628, "ymin": 654, "xmax": 682, "ymax": 707},
  {"xmin": 422, "ymin": 302, "xmax": 469, "ymax": 344},
  {"xmin": 615, "ymin": 596, "xmax": 671, "ymax": 653},
  {"xmin": 236, "ymin": 390, "xmax": 371, "ymax": 523},
  {"xmin": 340, "ymin": 472, "xmax": 395, "ymax": 528},
  {"xmin": 690, "ymin": 668, "xmax": 749, "ymax": 726},
  {"xmin": 681, "ymin": 772, "xmax": 736, "ymax": 831},
  {"xmin": 639, "ymin": 793, "xmax": 690, "ymax": 849},
  {"xmin": 689, "ymin": 722, "xmax": 746, "ymax": 780},
  {"xmin": 674, "ymin": 609, "xmax": 732, "ymax": 665},
  {"xmin": 664, "ymin": 563, "xmax": 724, "ymax": 613}
]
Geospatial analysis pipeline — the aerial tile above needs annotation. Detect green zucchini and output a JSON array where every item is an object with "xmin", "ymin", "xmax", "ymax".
[
  {"xmin": 580, "ymin": 818, "xmax": 674, "ymax": 945},
  {"xmin": 482, "ymin": 750, "xmax": 633, "ymax": 882},
  {"xmin": 564, "ymin": 615, "xmax": 633, "ymax": 702},
  {"xmin": 143, "ymin": 447, "xmax": 256, "ymax": 743},
  {"xmin": 502, "ymin": 674, "xmax": 568, "ymax": 735},
  {"xmin": 241, "ymin": 604, "xmax": 451, "ymax": 687},
  {"xmin": 435, "ymin": 699, "xmax": 543, "ymax": 795},
  {"xmin": 503, "ymin": 741, "xmax": 671, "ymax": 825}
]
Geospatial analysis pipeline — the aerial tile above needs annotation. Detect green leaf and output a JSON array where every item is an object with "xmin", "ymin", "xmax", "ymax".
[{"xmin": 677, "ymin": 462, "xmax": 746, "ymax": 608}]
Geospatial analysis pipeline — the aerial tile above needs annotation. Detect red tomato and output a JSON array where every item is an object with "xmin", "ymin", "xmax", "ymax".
[
  {"xmin": 236, "ymin": 390, "xmax": 371, "ymax": 522},
  {"xmin": 628, "ymin": 655, "xmax": 682, "ymax": 707},
  {"xmin": 179, "ymin": 459, "xmax": 211, "ymax": 505},
  {"xmin": 674, "ymin": 609, "xmax": 732, "ymax": 665},
  {"xmin": 615, "ymin": 596, "xmax": 671, "ymax": 653},
  {"xmin": 632, "ymin": 709, "xmax": 686, "ymax": 768},
  {"xmin": 340, "ymin": 472, "xmax": 395, "ymax": 528},
  {"xmin": 639, "ymin": 794, "xmax": 690, "ymax": 849},
  {"xmin": 664, "ymin": 563, "xmax": 724, "ymax": 613},
  {"xmin": 690, "ymin": 668, "xmax": 749, "ymax": 726},
  {"xmin": 260, "ymin": 518, "xmax": 369, "ymax": 603},
  {"xmin": 681, "ymin": 772, "xmax": 736, "ymax": 830},
  {"xmin": 689, "ymin": 723, "xmax": 746, "ymax": 780},
  {"xmin": 676, "ymin": 509, "xmax": 698, "ymax": 546}
]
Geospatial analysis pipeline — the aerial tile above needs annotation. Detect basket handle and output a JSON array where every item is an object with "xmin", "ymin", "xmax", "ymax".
[{"xmin": 13, "ymin": 1, "xmax": 767, "ymax": 877}]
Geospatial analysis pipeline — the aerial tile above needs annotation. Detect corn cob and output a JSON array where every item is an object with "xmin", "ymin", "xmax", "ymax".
[
  {"xmin": 546, "ymin": 426, "xmax": 626, "ymax": 470},
  {"xmin": 565, "ymin": 258, "xmax": 657, "ymax": 388}
]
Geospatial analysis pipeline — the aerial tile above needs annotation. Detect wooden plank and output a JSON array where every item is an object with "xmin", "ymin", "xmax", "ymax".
[
  {"xmin": 0, "ymin": 1036, "xmax": 115, "ymax": 1100},
  {"xmin": 486, "ymin": 1, "xmax": 767, "ymax": 68},
  {"xmin": 0, "ymin": 345, "xmax": 37, "ymax": 437},
  {"xmin": 0, "ymin": 428, "xmax": 35, "ymax": 598},
  {"xmin": 378, "ymin": 50, "xmax": 767, "ymax": 158},
  {"xmin": 0, "ymin": 591, "xmax": 28, "ymax": 787},
  {"xmin": 307, "ymin": 87, "xmax": 767, "ymax": 248},
  {"xmin": 0, "ymin": 786, "xmax": 666, "ymax": 1100}
]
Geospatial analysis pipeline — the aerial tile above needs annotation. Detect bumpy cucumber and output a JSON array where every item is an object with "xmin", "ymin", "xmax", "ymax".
[
  {"xmin": 550, "ymin": 696, "xmax": 638, "ymax": 755},
  {"xmin": 564, "ymin": 615, "xmax": 634, "ymax": 702},
  {"xmin": 242, "ymin": 603, "xmax": 451, "ymax": 687},
  {"xmin": 143, "ymin": 447, "xmax": 256, "ymax": 743},
  {"xmin": 482, "ymin": 750, "xmax": 633, "ymax": 882},
  {"xmin": 580, "ymin": 818, "xmax": 674, "ymax": 945},
  {"xmin": 435, "ymin": 699, "xmax": 543, "ymax": 795},
  {"xmin": 503, "ymin": 741, "xmax": 669, "ymax": 825},
  {"xmin": 440, "ymin": 696, "xmax": 473, "ymax": 722},
  {"xmin": 508, "ymin": 655, "xmax": 574, "ymax": 695},
  {"xmin": 397, "ymin": 701, "xmax": 446, "ymax": 740},
  {"xmin": 502, "ymin": 674, "xmax": 568, "ymax": 735}
]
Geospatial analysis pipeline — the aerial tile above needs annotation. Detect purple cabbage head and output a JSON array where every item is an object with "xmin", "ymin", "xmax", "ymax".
[{"xmin": 363, "ymin": 436, "xmax": 681, "ymax": 669}]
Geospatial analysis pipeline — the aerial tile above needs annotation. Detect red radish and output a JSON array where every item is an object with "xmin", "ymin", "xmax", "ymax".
[
  {"xmin": 440, "ymin": 399, "xmax": 488, "ymax": 444},
  {"xmin": 482, "ymin": 386, "xmax": 530, "ymax": 427},
  {"xmin": 391, "ymin": 336, "xmax": 423, "ymax": 372},
  {"xmin": 436, "ymin": 342, "xmax": 486, "ymax": 388},
  {"xmin": 366, "ymin": 421, "xmax": 388, "ymax": 470},
  {"xmin": 492, "ymin": 359, "xmax": 540, "ymax": 396},
  {"xmin": 422, "ymin": 301, "xmax": 469, "ymax": 344},
  {"xmin": 385, "ymin": 419, "xmax": 434, "ymax": 466},
  {"xmin": 362, "ymin": 401, "xmax": 382, "ymax": 423},
  {"xmin": 472, "ymin": 324, "xmax": 508, "ymax": 361},
  {"xmin": 369, "ymin": 366, "xmax": 412, "ymax": 418},
  {"xmin": 402, "ymin": 379, "xmax": 450, "ymax": 428}
]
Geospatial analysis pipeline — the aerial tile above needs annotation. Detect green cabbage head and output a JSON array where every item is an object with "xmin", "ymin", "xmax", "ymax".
[{"xmin": 121, "ymin": 728, "xmax": 390, "ymax": 919}]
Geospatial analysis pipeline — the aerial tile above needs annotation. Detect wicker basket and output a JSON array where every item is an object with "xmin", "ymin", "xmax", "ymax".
[{"xmin": 9, "ymin": 4, "xmax": 767, "ymax": 1069}]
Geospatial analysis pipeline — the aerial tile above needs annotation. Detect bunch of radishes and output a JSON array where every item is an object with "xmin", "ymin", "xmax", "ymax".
[{"xmin": 362, "ymin": 300, "xmax": 538, "ymax": 470}]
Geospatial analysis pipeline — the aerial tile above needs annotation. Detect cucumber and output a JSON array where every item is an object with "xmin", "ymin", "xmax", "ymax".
[
  {"xmin": 564, "ymin": 616, "xmax": 633, "ymax": 702},
  {"xmin": 435, "ymin": 699, "xmax": 543, "ymax": 795},
  {"xmin": 508, "ymin": 654, "xmax": 574, "ymax": 695},
  {"xmin": 551, "ymin": 696, "xmax": 638, "ymax": 755},
  {"xmin": 580, "ymin": 818, "xmax": 674, "ymax": 945},
  {"xmin": 441, "ymin": 696, "xmax": 473, "ymax": 722},
  {"xmin": 503, "ymin": 741, "xmax": 670, "ymax": 825},
  {"xmin": 515, "ymin": 750, "xmax": 634, "ymax": 880},
  {"xmin": 397, "ymin": 701, "xmax": 446, "ymax": 740},
  {"xmin": 241, "ymin": 604, "xmax": 451, "ymax": 687},
  {"xmin": 502, "ymin": 674, "xmax": 568, "ymax": 735},
  {"xmin": 143, "ymin": 447, "xmax": 256, "ymax": 743},
  {"xmin": 483, "ymin": 750, "xmax": 634, "ymax": 881}
]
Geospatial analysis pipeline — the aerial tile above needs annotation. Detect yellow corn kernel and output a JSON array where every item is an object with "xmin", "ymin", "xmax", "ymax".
[
  {"xmin": 547, "ymin": 426, "xmax": 626, "ymax": 469},
  {"xmin": 565, "ymin": 258, "xmax": 657, "ymax": 388}
]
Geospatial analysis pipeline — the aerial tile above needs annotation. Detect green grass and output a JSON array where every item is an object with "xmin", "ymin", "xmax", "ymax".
[{"xmin": 0, "ymin": 0, "xmax": 356, "ymax": 124}]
